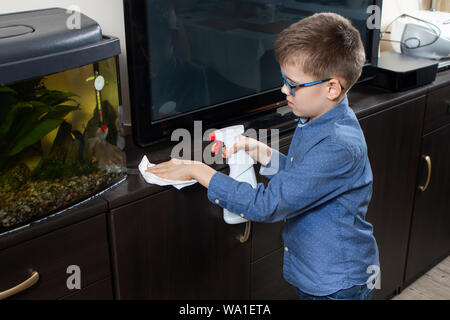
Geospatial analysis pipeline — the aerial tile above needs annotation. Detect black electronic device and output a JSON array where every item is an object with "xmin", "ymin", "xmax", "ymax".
[
  {"xmin": 370, "ymin": 51, "xmax": 439, "ymax": 91},
  {"xmin": 123, "ymin": 0, "xmax": 382, "ymax": 147}
]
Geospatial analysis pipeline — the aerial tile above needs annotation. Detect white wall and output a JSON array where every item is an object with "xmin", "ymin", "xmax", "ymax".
[
  {"xmin": 0, "ymin": 0, "xmax": 131, "ymax": 124},
  {"xmin": 380, "ymin": 0, "xmax": 431, "ymax": 52},
  {"xmin": 382, "ymin": 0, "xmax": 430, "ymax": 27}
]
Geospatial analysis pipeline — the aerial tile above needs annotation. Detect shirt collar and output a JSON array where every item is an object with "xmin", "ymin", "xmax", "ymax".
[
  {"xmin": 297, "ymin": 96, "xmax": 349, "ymax": 129},
  {"xmin": 298, "ymin": 117, "xmax": 310, "ymax": 127}
]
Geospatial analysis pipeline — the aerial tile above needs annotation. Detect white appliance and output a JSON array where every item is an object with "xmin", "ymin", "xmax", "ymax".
[{"xmin": 389, "ymin": 10, "xmax": 450, "ymax": 62}]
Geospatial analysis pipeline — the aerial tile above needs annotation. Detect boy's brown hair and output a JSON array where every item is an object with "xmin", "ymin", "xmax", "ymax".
[{"xmin": 275, "ymin": 12, "xmax": 366, "ymax": 91}]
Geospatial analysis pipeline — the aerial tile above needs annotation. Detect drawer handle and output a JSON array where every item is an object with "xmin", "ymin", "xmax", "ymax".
[
  {"xmin": 0, "ymin": 271, "xmax": 39, "ymax": 300},
  {"xmin": 240, "ymin": 221, "xmax": 252, "ymax": 243},
  {"xmin": 418, "ymin": 155, "xmax": 432, "ymax": 192}
]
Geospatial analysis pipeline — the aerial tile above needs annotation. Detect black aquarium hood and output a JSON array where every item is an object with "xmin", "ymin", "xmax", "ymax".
[{"xmin": 0, "ymin": 8, "xmax": 121, "ymax": 85}]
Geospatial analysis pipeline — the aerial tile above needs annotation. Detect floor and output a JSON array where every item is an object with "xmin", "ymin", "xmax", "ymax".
[{"xmin": 392, "ymin": 255, "xmax": 450, "ymax": 300}]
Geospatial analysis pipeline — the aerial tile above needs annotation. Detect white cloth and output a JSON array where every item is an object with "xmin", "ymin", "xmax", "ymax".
[{"xmin": 138, "ymin": 156, "xmax": 197, "ymax": 190}]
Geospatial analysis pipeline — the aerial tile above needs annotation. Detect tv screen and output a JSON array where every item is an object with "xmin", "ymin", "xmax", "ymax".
[{"xmin": 124, "ymin": 0, "xmax": 381, "ymax": 146}]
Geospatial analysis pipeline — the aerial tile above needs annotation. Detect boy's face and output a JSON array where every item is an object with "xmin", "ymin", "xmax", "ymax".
[{"xmin": 280, "ymin": 63, "xmax": 338, "ymax": 121}]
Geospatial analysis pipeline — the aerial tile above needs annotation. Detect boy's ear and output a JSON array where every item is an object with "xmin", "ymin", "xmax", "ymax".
[{"xmin": 326, "ymin": 78, "xmax": 344, "ymax": 101}]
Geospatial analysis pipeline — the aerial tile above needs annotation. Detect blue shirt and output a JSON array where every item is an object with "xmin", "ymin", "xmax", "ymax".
[{"xmin": 207, "ymin": 96, "xmax": 380, "ymax": 296}]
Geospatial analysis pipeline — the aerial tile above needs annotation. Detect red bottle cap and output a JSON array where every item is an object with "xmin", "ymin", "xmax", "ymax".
[{"xmin": 209, "ymin": 132, "xmax": 216, "ymax": 141}]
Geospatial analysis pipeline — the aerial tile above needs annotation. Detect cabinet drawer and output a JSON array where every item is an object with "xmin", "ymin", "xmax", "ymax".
[
  {"xmin": 424, "ymin": 85, "xmax": 450, "ymax": 134},
  {"xmin": 0, "ymin": 214, "xmax": 110, "ymax": 300}
]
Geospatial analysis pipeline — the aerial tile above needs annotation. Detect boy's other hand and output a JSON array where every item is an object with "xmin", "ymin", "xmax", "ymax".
[
  {"xmin": 222, "ymin": 135, "xmax": 272, "ymax": 167},
  {"xmin": 222, "ymin": 135, "xmax": 255, "ymax": 158}
]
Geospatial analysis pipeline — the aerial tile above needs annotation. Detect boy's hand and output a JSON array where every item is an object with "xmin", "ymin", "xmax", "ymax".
[
  {"xmin": 145, "ymin": 159, "xmax": 217, "ymax": 189},
  {"xmin": 146, "ymin": 158, "xmax": 197, "ymax": 181},
  {"xmin": 222, "ymin": 135, "xmax": 273, "ymax": 167}
]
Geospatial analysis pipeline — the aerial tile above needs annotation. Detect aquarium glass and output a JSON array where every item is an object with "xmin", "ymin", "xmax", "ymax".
[{"xmin": 0, "ymin": 57, "xmax": 126, "ymax": 234}]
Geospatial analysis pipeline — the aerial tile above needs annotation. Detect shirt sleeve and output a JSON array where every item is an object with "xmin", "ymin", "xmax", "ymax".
[
  {"xmin": 259, "ymin": 148, "xmax": 287, "ymax": 178},
  {"xmin": 207, "ymin": 142, "xmax": 356, "ymax": 223}
]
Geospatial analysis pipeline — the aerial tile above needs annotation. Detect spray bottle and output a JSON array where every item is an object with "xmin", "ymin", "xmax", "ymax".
[{"xmin": 209, "ymin": 125, "xmax": 257, "ymax": 224}]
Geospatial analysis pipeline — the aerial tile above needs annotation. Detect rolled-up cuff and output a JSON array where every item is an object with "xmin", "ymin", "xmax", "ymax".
[{"xmin": 207, "ymin": 171, "xmax": 237, "ymax": 209}]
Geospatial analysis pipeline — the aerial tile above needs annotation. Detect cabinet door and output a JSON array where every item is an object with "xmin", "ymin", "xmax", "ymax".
[
  {"xmin": 405, "ymin": 123, "xmax": 450, "ymax": 284},
  {"xmin": 251, "ymin": 248, "xmax": 298, "ymax": 300},
  {"xmin": 61, "ymin": 278, "xmax": 113, "ymax": 300},
  {"xmin": 250, "ymin": 140, "xmax": 298, "ymax": 299},
  {"xmin": 0, "ymin": 214, "xmax": 111, "ymax": 300},
  {"xmin": 423, "ymin": 85, "xmax": 450, "ymax": 134},
  {"xmin": 359, "ymin": 96, "xmax": 426, "ymax": 300},
  {"xmin": 109, "ymin": 183, "xmax": 251, "ymax": 299},
  {"xmin": 251, "ymin": 141, "xmax": 292, "ymax": 262}
]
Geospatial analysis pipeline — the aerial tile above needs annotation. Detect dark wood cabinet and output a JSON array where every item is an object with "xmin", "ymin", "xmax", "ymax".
[
  {"xmin": 61, "ymin": 278, "xmax": 114, "ymax": 300},
  {"xmin": 251, "ymin": 248, "xmax": 298, "ymax": 300},
  {"xmin": 109, "ymin": 183, "xmax": 251, "ymax": 299},
  {"xmin": 423, "ymin": 86, "xmax": 450, "ymax": 135},
  {"xmin": 359, "ymin": 96, "xmax": 426, "ymax": 300},
  {"xmin": 251, "ymin": 142, "xmax": 291, "ymax": 263},
  {"xmin": 0, "ymin": 213, "xmax": 112, "ymax": 300},
  {"xmin": 405, "ymin": 103, "xmax": 450, "ymax": 285},
  {"xmin": 251, "ymin": 220, "xmax": 284, "ymax": 262},
  {"xmin": 250, "ymin": 142, "xmax": 298, "ymax": 299}
]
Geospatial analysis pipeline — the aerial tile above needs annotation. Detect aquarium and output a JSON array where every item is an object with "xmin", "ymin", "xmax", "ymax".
[{"xmin": 0, "ymin": 8, "xmax": 125, "ymax": 234}]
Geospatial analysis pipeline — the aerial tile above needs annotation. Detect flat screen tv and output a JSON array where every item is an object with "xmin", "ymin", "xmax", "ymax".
[{"xmin": 124, "ymin": 0, "xmax": 382, "ymax": 147}]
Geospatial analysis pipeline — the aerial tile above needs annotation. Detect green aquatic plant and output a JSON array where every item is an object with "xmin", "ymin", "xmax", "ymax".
[
  {"xmin": 0, "ymin": 78, "xmax": 79, "ymax": 169},
  {"xmin": 31, "ymin": 120, "xmax": 98, "ymax": 180}
]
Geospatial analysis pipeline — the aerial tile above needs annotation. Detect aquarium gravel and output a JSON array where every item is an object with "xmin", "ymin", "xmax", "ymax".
[{"xmin": 0, "ymin": 171, "xmax": 123, "ymax": 230}]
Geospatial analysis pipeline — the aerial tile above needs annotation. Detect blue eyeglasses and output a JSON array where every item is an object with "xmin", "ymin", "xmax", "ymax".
[{"xmin": 281, "ymin": 69, "xmax": 344, "ymax": 96}]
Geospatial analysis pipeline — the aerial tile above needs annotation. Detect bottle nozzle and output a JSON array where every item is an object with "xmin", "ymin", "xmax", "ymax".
[{"xmin": 212, "ymin": 141, "xmax": 222, "ymax": 156}]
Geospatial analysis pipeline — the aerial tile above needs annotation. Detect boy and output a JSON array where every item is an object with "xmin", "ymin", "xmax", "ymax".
[{"xmin": 147, "ymin": 12, "xmax": 380, "ymax": 300}]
